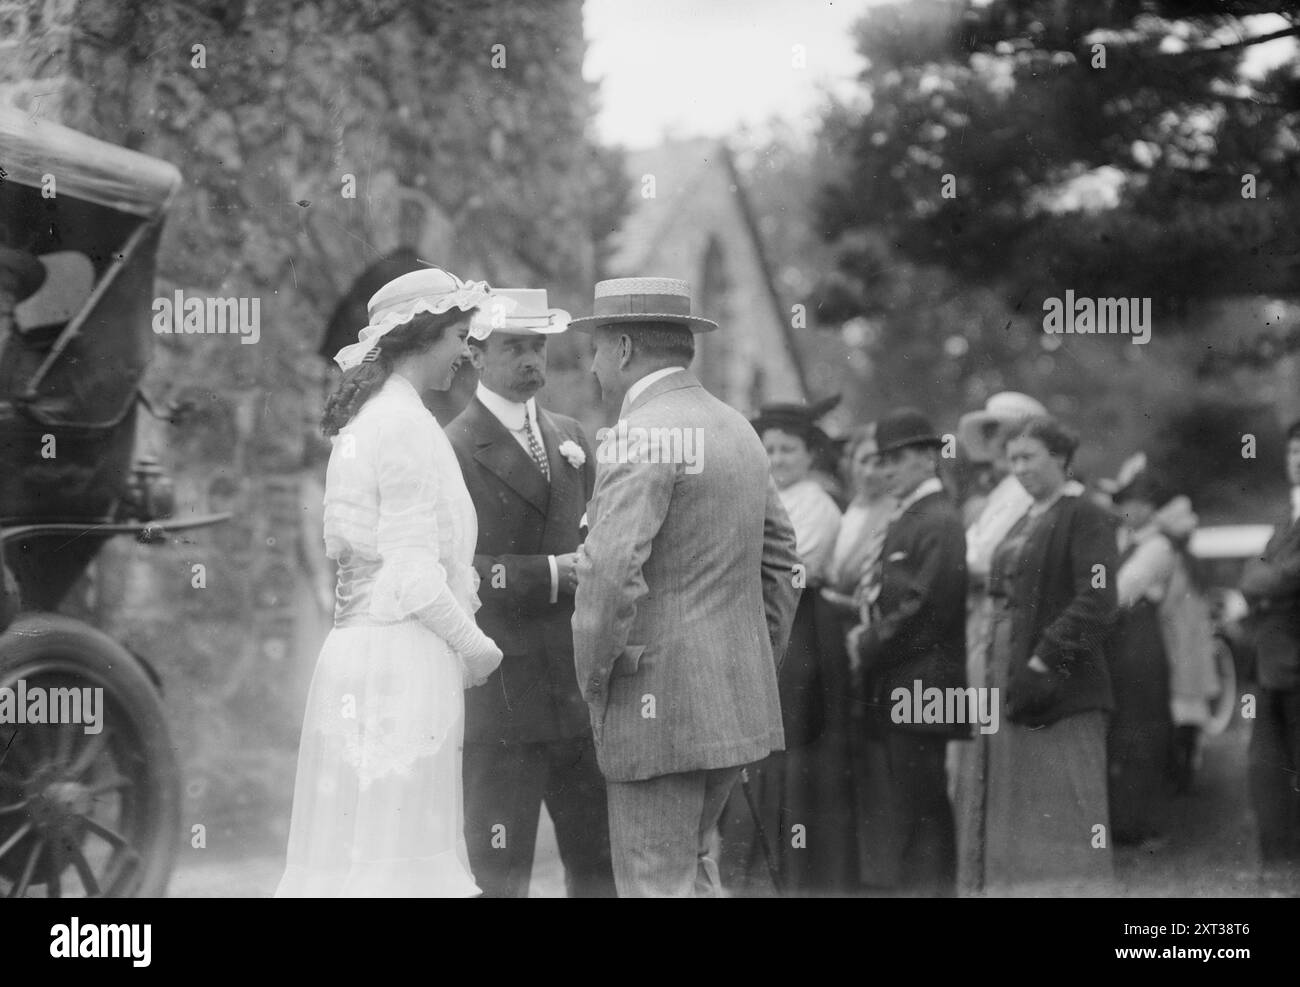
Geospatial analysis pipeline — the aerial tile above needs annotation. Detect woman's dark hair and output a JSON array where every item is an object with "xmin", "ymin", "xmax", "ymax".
[
  {"xmin": 758, "ymin": 422, "xmax": 834, "ymax": 468},
  {"xmin": 1114, "ymin": 469, "xmax": 1175, "ymax": 510},
  {"xmin": 1008, "ymin": 414, "xmax": 1080, "ymax": 470},
  {"xmin": 321, "ymin": 308, "xmax": 469, "ymax": 436}
]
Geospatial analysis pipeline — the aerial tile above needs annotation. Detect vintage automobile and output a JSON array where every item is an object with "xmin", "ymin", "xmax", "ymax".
[
  {"xmin": 0, "ymin": 107, "xmax": 226, "ymax": 897},
  {"xmin": 1188, "ymin": 522, "xmax": 1274, "ymax": 736}
]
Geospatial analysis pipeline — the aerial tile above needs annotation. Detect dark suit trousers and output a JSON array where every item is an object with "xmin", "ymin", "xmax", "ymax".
[
  {"xmin": 1249, "ymin": 687, "xmax": 1300, "ymax": 864},
  {"xmin": 859, "ymin": 729, "xmax": 956, "ymax": 897},
  {"xmin": 464, "ymin": 737, "xmax": 615, "ymax": 897},
  {"xmin": 605, "ymin": 766, "xmax": 742, "ymax": 897}
]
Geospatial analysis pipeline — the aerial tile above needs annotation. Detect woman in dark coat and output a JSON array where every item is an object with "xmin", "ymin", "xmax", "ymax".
[{"xmin": 980, "ymin": 417, "xmax": 1119, "ymax": 895}]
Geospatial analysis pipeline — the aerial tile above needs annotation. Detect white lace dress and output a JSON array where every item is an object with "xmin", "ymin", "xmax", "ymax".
[{"xmin": 276, "ymin": 373, "xmax": 495, "ymax": 897}]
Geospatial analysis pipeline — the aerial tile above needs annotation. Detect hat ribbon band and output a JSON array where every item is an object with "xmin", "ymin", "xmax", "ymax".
[{"xmin": 593, "ymin": 293, "xmax": 692, "ymax": 318}]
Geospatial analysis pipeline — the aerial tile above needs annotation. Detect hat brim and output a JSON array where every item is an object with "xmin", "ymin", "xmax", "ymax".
[
  {"xmin": 752, "ymin": 418, "xmax": 833, "ymax": 449},
  {"xmin": 956, "ymin": 411, "xmax": 1010, "ymax": 463},
  {"xmin": 476, "ymin": 309, "xmax": 572, "ymax": 336},
  {"xmin": 876, "ymin": 435, "xmax": 944, "ymax": 456},
  {"xmin": 568, "ymin": 312, "xmax": 718, "ymax": 334}
]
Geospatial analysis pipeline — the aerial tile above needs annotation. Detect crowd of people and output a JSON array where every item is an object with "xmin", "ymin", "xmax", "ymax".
[
  {"xmin": 275, "ymin": 264, "xmax": 1299, "ymax": 898},
  {"xmin": 733, "ymin": 391, "xmax": 1298, "ymax": 897}
]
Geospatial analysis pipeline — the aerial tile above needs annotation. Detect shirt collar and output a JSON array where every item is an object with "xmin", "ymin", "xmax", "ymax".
[
  {"xmin": 1027, "ymin": 479, "xmax": 1085, "ymax": 518},
  {"xmin": 896, "ymin": 476, "xmax": 944, "ymax": 514},
  {"xmin": 622, "ymin": 366, "xmax": 686, "ymax": 414},
  {"xmin": 476, "ymin": 381, "xmax": 536, "ymax": 433}
]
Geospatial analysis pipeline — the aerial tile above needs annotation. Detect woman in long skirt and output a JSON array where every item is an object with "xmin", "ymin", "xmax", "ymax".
[{"xmin": 276, "ymin": 269, "xmax": 503, "ymax": 897}]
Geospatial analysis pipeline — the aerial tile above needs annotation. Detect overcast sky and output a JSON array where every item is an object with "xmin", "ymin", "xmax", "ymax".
[
  {"xmin": 582, "ymin": 1, "xmax": 1298, "ymax": 149},
  {"xmin": 583, "ymin": 0, "xmax": 881, "ymax": 148}
]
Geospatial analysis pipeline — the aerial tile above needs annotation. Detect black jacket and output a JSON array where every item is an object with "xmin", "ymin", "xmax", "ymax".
[
  {"xmin": 1002, "ymin": 494, "xmax": 1118, "ymax": 727},
  {"xmin": 1241, "ymin": 511, "xmax": 1300, "ymax": 691},
  {"xmin": 446, "ymin": 396, "xmax": 594, "ymax": 744},
  {"xmin": 856, "ymin": 487, "xmax": 969, "ymax": 739}
]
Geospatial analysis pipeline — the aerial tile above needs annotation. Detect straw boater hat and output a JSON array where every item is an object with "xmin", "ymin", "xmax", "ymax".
[
  {"xmin": 956, "ymin": 391, "xmax": 1047, "ymax": 463},
  {"xmin": 332, "ymin": 267, "xmax": 502, "ymax": 371},
  {"xmin": 569, "ymin": 277, "xmax": 718, "ymax": 333},
  {"xmin": 469, "ymin": 288, "xmax": 570, "ymax": 337}
]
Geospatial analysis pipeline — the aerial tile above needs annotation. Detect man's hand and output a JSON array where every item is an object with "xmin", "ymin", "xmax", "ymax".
[{"xmin": 556, "ymin": 551, "xmax": 582, "ymax": 595}]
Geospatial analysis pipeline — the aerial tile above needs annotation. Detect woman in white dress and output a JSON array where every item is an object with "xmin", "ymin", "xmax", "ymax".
[{"xmin": 276, "ymin": 268, "xmax": 504, "ymax": 897}]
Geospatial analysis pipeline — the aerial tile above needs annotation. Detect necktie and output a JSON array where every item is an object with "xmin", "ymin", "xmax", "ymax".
[{"xmin": 524, "ymin": 417, "xmax": 550, "ymax": 481}]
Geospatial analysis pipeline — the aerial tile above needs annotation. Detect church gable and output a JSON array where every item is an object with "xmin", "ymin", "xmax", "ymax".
[{"xmin": 612, "ymin": 139, "xmax": 806, "ymax": 413}]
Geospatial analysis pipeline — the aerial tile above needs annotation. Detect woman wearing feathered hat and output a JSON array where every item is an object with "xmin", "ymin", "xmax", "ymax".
[{"xmin": 276, "ymin": 267, "xmax": 505, "ymax": 897}]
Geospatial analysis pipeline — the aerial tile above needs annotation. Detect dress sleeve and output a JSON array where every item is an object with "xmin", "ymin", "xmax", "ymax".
[
  {"xmin": 802, "ymin": 491, "xmax": 843, "ymax": 583},
  {"xmin": 1117, "ymin": 535, "xmax": 1175, "ymax": 609},
  {"xmin": 369, "ymin": 411, "xmax": 495, "ymax": 659}
]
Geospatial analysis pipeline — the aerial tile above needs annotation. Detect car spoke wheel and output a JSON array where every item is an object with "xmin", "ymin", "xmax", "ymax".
[{"xmin": 0, "ymin": 616, "xmax": 179, "ymax": 897}]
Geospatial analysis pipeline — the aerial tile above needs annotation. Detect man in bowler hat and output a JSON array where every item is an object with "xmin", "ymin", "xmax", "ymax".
[{"xmin": 848, "ymin": 408, "xmax": 968, "ymax": 896}]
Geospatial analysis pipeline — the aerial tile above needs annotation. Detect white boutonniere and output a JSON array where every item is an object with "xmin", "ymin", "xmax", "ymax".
[{"xmin": 558, "ymin": 439, "xmax": 586, "ymax": 469}]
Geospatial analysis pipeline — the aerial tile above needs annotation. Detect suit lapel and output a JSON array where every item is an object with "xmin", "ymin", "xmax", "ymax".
[
  {"xmin": 466, "ymin": 397, "xmax": 550, "ymax": 517},
  {"xmin": 538, "ymin": 410, "xmax": 572, "ymax": 499},
  {"xmin": 537, "ymin": 410, "xmax": 579, "ymax": 541}
]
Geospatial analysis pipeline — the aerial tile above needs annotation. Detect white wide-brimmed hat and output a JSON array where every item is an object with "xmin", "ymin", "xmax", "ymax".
[
  {"xmin": 470, "ymin": 288, "xmax": 570, "ymax": 337},
  {"xmin": 956, "ymin": 391, "xmax": 1048, "ymax": 463},
  {"xmin": 569, "ymin": 277, "xmax": 718, "ymax": 333},
  {"xmin": 333, "ymin": 267, "xmax": 505, "ymax": 371}
]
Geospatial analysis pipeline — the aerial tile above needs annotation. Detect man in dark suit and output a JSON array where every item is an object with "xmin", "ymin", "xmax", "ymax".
[
  {"xmin": 1241, "ymin": 418, "xmax": 1300, "ymax": 878},
  {"xmin": 848, "ymin": 408, "xmax": 968, "ymax": 896},
  {"xmin": 446, "ymin": 288, "xmax": 615, "ymax": 897}
]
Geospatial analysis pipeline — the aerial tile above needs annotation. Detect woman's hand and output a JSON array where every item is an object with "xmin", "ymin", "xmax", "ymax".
[
  {"xmin": 462, "ymin": 639, "xmax": 503, "ymax": 688},
  {"xmin": 1006, "ymin": 653, "xmax": 1059, "ymax": 725}
]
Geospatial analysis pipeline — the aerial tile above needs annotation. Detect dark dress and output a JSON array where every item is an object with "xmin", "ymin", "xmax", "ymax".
[
  {"xmin": 718, "ymin": 589, "xmax": 858, "ymax": 896},
  {"xmin": 1108, "ymin": 542, "xmax": 1174, "ymax": 844}
]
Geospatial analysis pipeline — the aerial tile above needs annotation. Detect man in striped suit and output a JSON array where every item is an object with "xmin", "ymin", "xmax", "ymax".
[{"xmin": 571, "ymin": 277, "xmax": 802, "ymax": 897}]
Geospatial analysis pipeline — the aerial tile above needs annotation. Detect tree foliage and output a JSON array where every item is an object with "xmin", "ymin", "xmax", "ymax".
[{"xmin": 817, "ymin": 0, "xmax": 1300, "ymax": 323}]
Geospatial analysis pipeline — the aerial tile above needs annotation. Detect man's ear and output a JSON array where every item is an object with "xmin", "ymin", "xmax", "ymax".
[
  {"xmin": 617, "ymin": 333, "xmax": 634, "ymax": 371},
  {"xmin": 467, "ymin": 341, "xmax": 487, "ymax": 372}
]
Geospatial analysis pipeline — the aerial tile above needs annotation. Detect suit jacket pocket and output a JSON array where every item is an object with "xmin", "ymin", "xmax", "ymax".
[{"xmin": 613, "ymin": 643, "xmax": 646, "ymax": 677}]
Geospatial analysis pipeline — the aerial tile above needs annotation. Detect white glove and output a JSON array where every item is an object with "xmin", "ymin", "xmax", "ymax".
[{"xmin": 460, "ymin": 639, "xmax": 503, "ymax": 689}]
